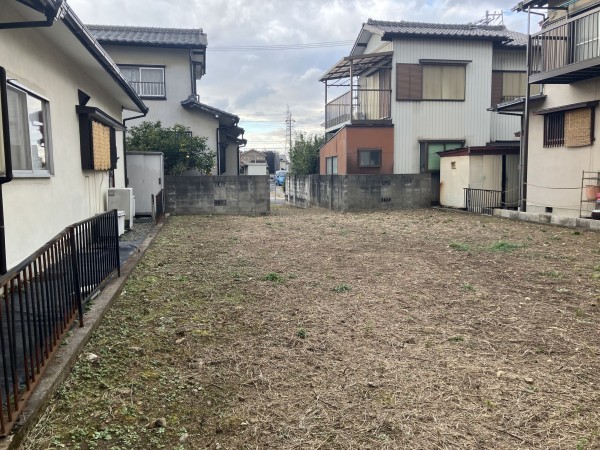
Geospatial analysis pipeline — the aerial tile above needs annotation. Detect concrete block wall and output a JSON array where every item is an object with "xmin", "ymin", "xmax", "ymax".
[
  {"xmin": 165, "ymin": 175, "xmax": 270, "ymax": 216},
  {"xmin": 286, "ymin": 174, "xmax": 431, "ymax": 212}
]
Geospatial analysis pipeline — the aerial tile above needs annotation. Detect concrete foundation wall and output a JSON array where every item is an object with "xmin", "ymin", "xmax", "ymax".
[
  {"xmin": 165, "ymin": 176, "xmax": 270, "ymax": 215},
  {"xmin": 286, "ymin": 174, "xmax": 431, "ymax": 212},
  {"xmin": 493, "ymin": 209, "xmax": 600, "ymax": 231}
]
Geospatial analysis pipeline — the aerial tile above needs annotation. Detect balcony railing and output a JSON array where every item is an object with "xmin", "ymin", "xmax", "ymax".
[
  {"xmin": 129, "ymin": 81, "xmax": 166, "ymax": 98},
  {"xmin": 0, "ymin": 210, "xmax": 120, "ymax": 436},
  {"xmin": 325, "ymin": 89, "xmax": 391, "ymax": 130},
  {"xmin": 530, "ymin": 6, "xmax": 600, "ymax": 83}
]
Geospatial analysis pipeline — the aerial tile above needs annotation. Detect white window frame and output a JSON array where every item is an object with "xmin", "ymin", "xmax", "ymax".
[
  {"xmin": 326, "ymin": 156, "xmax": 338, "ymax": 174},
  {"xmin": 119, "ymin": 65, "xmax": 166, "ymax": 99},
  {"xmin": 6, "ymin": 82, "xmax": 53, "ymax": 177}
]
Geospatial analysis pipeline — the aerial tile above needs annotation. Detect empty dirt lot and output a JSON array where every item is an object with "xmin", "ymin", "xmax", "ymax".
[{"xmin": 24, "ymin": 207, "xmax": 600, "ymax": 449}]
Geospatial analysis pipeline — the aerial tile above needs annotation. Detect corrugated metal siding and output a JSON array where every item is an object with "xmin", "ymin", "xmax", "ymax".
[
  {"xmin": 491, "ymin": 49, "xmax": 526, "ymax": 142},
  {"xmin": 392, "ymin": 39, "xmax": 494, "ymax": 173},
  {"xmin": 492, "ymin": 49, "xmax": 526, "ymax": 71},
  {"xmin": 491, "ymin": 114, "xmax": 521, "ymax": 141},
  {"xmin": 364, "ymin": 35, "xmax": 391, "ymax": 54}
]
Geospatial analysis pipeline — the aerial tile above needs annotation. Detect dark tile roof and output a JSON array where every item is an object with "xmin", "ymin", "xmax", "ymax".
[
  {"xmin": 87, "ymin": 25, "xmax": 207, "ymax": 48},
  {"xmin": 364, "ymin": 19, "xmax": 527, "ymax": 47}
]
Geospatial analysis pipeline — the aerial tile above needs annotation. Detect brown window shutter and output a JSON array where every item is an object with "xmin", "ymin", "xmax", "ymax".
[
  {"xmin": 409, "ymin": 65, "xmax": 423, "ymax": 100},
  {"xmin": 396, "ymin": 63, "xmax": 422, "ymax": 100},
  {"xmin": 565, "ymin": 107, "xmax": 593, "ymax": 147},
  {"xmin": 491, "ymin": 71, "xmax": 503, "ymax": 106}
]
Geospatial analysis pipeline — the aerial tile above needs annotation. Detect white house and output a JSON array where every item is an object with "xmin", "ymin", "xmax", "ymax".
[
  {"xmin": 514, "ymin": 0, "xmax": 600, "ymax": 219},
  {"xmin": 319, "ymin": 19, "xmax": 531, "ymax": 206},
  {"xmin": 0, "ymin": 0, "xmax": 147, "ymax": 270},
  {"xmin": 87, "ymin": 25, "xmax": 246, "ymax": 176}
]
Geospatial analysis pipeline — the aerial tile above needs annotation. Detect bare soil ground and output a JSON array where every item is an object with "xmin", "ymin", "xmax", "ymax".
[{"xmin": 23, "ymin": 207, "xmax": 600, "ymax": 449}]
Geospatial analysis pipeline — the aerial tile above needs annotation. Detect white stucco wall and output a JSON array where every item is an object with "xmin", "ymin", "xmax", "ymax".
[
  {"xmin": 440, "ymin": 155, "xmax": 470, "ymax": 208},
  {"xmin": 527, "ymin": 79, "xmax": 600, "ymax": 217},
  {"xmin": 1, "ymin": 4, "xmax": 130, "ymax": 268},
  {"xmin": 105, "ymin": 45, "xmax": 221, "ymax": 155}
]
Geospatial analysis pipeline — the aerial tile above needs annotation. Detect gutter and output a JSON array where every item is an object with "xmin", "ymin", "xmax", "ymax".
[
  {"xmin": 0, "ymin": 0, "xmax": 65, "ymax": 30},
  {"xmin": 60, "ymin": 4, "xmax": 148, "ymax": 115}
]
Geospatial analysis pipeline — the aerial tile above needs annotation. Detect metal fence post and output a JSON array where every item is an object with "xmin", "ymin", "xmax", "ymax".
[
  {"xmin": 113, "ymin": 210, "xmax": 121, "ymax": 277},
  {"xmin": 67, "ymin": 226, "xmax": 84, "ymax": 327}
]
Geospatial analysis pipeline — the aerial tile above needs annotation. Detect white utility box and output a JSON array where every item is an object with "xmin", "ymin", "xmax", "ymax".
[
  {"xmin": 116, "ymin": 211, "xmax": 125, "ymax": 236},
  {"xmin": 126, "ymin": 152, "xmax": 164, "ymax": 216},
  {"xmin": 108, "ymin": 188, "xmax": 135, "ymax": 229}
]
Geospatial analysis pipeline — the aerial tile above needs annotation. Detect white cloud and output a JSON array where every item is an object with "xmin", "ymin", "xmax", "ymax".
[{"xmin": 68, "ymin": 0, "xmax": 530, "ymax": 152}]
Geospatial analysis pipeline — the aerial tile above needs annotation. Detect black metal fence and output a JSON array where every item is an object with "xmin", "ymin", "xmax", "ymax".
[
  {"xmin": 0, "ymin": 210, "xmax": 120, "ymax": 436},
  {"xmin": 152, "ymin": 189, "xmax": 165, "ymax": 224},
  {"xmin": 464, "ymin": 188, "xmax": 503, "ymax": 215}
]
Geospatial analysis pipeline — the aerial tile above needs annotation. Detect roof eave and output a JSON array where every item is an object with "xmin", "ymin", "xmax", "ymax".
[
  {"xmin": 61, "ymin": 6, "xmax": 148, "ymax": 113},
  {"xmin": 180, "ymin": 98, "xmax": 240, "ymax": 126},
  {"xmin": 95, "ymin": 40, "xmax": 207, "ymax": 50}
]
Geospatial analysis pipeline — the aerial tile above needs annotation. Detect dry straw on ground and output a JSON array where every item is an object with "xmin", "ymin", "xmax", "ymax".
[{"xmin": 24, "ymin": 207, "xmax": 600, "ymax": 449}]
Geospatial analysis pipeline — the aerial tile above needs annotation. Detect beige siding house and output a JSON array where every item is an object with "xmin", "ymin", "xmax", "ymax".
[
  {"xmin": 516, "ymin": 0, "xmax": 600, "ymax": 219},
  {"xmin": 320, "ymin": 19, "xmax": 528, "ymax": 206},
  {"xmin": 0, "ymin": 0, "xmax": 147, "ymax": 270},
  {"xmin": 87, "ymin": 25, "xmax": 246, "ymax": 176}
]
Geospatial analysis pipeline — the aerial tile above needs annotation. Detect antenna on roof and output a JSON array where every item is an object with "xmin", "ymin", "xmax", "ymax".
[{"xmin": 474, "ymin": 10, "xmax": 504, "ymax": 26}]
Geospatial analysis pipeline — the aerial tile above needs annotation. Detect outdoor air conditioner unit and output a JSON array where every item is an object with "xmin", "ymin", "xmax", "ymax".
[{"xmin": 108, "ymin": 188, "xmax": 135, "ymax": 229}]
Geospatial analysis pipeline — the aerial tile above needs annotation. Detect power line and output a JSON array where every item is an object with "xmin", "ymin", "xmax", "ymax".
[{"xmin": 209, "ymin": 40, "xmax": 354, "ymax": 51}]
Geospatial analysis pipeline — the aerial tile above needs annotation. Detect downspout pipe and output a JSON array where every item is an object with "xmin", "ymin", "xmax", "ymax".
[
  {"xmin": 520, "ymin": 5, "xmax": 532, "ymax": 211},
  {"xmin": 122, "ymin": 112, "xmax": 148, "ymax": 186},
  {"xmin": 521, "ymin": 7, "xmax": 546, "ymax": 212},
  {"xmin": 0, "ymin": 68, "xmax": 13, "ymax": 275}
]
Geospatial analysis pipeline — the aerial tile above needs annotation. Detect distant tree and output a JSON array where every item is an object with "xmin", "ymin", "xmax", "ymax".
[
  {"xmin": 126, "ymin": 121, "xmax": 215, "ymax": 175},
  {"xmin": 289, "ymin": 133, "xmax": 325, "ymax": 175},
  {"xmin": 264, "ymin": 151, "xmax": 277, "ymax": 174}
]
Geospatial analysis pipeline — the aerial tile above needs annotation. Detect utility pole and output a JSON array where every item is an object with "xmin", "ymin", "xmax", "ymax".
[{"xmin": 285, "ymin": 106, "xmax": 294, "ymax": 156}]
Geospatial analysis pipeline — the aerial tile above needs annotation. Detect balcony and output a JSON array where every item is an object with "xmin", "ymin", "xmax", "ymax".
[
  {"xmin": 321, "ymin": 51, "xmax": 393, "ymax": 132},
  {"xmin": 530, "ymin": 6, "xmax": 600, "ymax": 84},
  {"xmin": 325, "ymin": 89, "xmax": 391, "ymax": 130},
  {"xmin": 129, "ymin": 81, "xmax": 166, "ymax": 98}
]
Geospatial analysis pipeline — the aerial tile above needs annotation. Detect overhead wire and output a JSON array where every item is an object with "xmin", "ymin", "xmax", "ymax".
[{"xmin": 209, "ymin": 40, "xmax": 354, "ymax": 52}]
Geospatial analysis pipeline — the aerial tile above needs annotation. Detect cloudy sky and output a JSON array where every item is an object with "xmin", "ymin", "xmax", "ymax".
[{"xmin": 69, "ymin": 0, "xmax": 533, "ymax": 155}]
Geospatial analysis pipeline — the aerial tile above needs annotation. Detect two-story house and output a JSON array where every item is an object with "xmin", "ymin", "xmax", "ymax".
[
  {"xmin": 320, "ymin": 19, "xmax": 529, "ymax": 205},
  {"xmin": 0, "ymin": 0, "xmax": 147, "ymax": 270},
  {"xmin": 239, "ymin": 149, "xmax": 268, "ymax": 175},
  {"xmin": 87, "ymin": 25, "xmax": 246, "ymax": 176},
  {"xmin": 515, "ymin": 0, "xmax": 600, "ymax": 219}
]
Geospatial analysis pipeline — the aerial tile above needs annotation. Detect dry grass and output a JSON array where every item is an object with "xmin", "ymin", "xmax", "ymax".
[{"xmin": 23, "ymin": 207, "xmax": 600, "ymax": 449}]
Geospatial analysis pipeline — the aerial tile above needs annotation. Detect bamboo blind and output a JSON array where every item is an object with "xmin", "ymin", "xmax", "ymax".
[
  {"xmin": 565, "ymin": 108, "xmax": 592, "ymax": 147},
  {"xmin": 91, "ymin": 120, "xmax": 111, "ymax": 170}
]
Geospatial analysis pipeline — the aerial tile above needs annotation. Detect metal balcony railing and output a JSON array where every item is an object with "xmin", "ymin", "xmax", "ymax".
[
  {"xmin": 0, "ymin": 210, "xmax": 120, "ymax": 436},
  {"xmin": 129, "ymin": 81, "xmax": 166, "ymax": 98},
  {"xmin": 530, "ymin": 6, "xmax": 600, "ymax": 80},
  {"xmin": 325, "ymin": 89, "xmax": 391, "ymax": 130}
]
